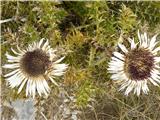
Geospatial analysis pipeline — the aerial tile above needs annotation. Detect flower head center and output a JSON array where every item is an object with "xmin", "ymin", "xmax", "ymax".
[
  {"xmin": 21, "ymin": 49, "xmax": 51, "ymax": 77},
  {"xmin": 124, "ymin": 48, "xmax": 154, "ymax": 81}
]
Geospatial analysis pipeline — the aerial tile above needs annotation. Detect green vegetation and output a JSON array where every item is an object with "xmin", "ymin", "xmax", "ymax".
[{"xmin": 1, "ymin": 1, "xmax": 160, "ymax": 120}]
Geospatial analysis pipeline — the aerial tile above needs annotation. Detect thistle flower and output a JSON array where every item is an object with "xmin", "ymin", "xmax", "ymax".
[
  {"xmin": 108, "ymin": 31, "xmax": 160, "ymax": 96},
  {"xmin": 3, "ymin": 38, "xmax": 68, "ymax": 98}
]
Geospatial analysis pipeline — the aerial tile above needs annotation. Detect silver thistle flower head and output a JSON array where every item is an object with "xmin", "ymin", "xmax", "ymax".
[
  {"xmin": 3, "ymin": 38, "xmax": 68, "ymax": 98},
  {"xmin": 108, "ymin": 30, "xmax": 160, "ymax": 96}
]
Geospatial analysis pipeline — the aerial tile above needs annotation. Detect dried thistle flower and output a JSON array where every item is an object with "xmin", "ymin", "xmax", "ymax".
[
  {"xmin": 108, "ymin": 31, "xmax": 160, "ymax": 96},
  {"xmin": 3, "ymin": 38, "xmax": 68, "ymax": 98}
]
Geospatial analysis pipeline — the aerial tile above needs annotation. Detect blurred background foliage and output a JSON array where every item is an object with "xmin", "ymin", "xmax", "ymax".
[{"xmin": 1, "ymin": 1, "xmax": 160, "ymax": 120}]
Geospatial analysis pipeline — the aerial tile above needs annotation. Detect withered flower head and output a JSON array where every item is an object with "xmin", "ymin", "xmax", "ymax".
[
  {"xmin": 3, "ymin": 38, "xmax": 68, "ymax": 98},
  {"xmin": 108, "ymin": 31, "xmax": 160, "ymax": 96}
]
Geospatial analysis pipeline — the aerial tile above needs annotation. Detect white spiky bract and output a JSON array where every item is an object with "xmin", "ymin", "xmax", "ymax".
[
  {"xmin": 3, "ymin": 38, "xmax": 68, "ymax": 98},
  {"xmin": 108, "ymin": 31, "xmax": 160, "ymax": 96}
]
